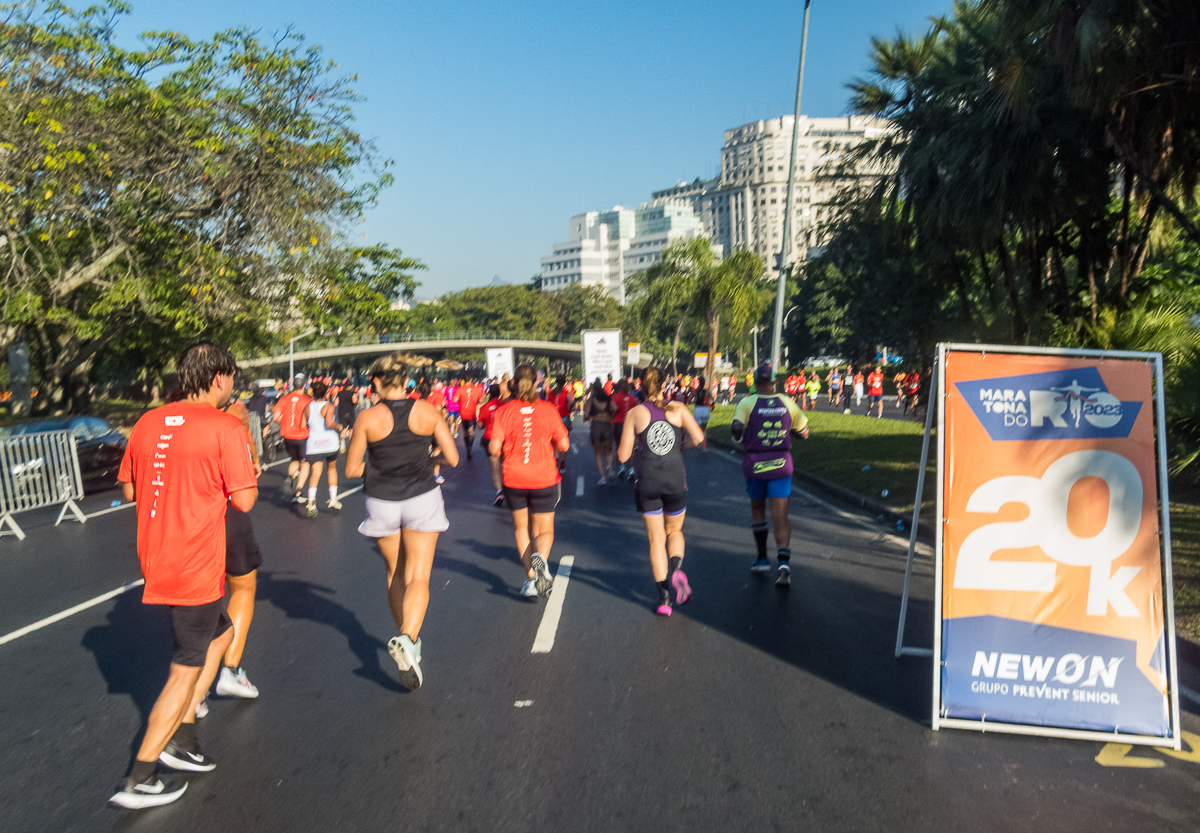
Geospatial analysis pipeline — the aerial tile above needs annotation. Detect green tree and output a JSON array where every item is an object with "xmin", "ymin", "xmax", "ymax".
[
  {"xmin": 0, "ymin": 2, "xmax": 389, "ymax": 410},
  {"xmin": 549, "ymin": 284, "xmax": 622, "ymax": 340}
]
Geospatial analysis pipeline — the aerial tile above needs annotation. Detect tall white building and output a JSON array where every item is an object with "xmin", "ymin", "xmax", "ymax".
[
  {"xmin": 653, "ymin": 115, "xmax": 891, "ymax": 278},
  {"xmin": 539, "ymin": 200, "xmax": 712, "ymax": 303}
]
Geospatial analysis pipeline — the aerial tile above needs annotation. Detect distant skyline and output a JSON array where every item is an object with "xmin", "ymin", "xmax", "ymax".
[{"xmin": 116, "ymin": 1, "xmax": 953, "ymax": 298}]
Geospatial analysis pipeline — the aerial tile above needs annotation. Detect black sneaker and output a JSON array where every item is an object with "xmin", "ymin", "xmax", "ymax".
[
  {"xmin": 493, "ymin": 490, "xmax": 505, "ymax": 507},
  {"xmin": 158, "ymin": 740, "xmax": 216, "ymax": 772},
  {"xmin": 109, "ymin": 773, "xmax": 187, "ymax": 809}
]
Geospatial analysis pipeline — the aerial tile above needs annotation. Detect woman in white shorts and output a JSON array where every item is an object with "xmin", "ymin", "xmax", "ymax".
[{"xmin": 346, "ymin": 352, "xmax": 458, "ymax": 690}]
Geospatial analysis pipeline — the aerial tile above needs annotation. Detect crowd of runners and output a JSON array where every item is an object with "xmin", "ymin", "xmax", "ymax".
[{"xmin": 109, "ymin": 344, "xmax": 829, "ymax": 809}]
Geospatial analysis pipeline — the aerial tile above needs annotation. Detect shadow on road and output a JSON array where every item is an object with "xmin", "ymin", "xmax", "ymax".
[{"xmin": 256, "ymin": 571, "xmax": 403, "ymax": 693}]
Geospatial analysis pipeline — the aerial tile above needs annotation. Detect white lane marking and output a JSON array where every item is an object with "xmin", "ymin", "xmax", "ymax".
[
  {"xmin": 575, "ymin": 476, "xmax": 584, "ymax": 497},
  {"xmin": 339, "ymin": 484, "xmax": 364, "ymax": 498},
  {"xmin": 514, "ymin": 700, "xmax": 534, "ymax": 707},
  {"xmin": 83, "ymin": 502, "xmax": 135, "ymax": 519},
  {"xmin": 531, "ymin": 555, "xmax": 574, "ymax": 654},
  {"xmin": 708, "ymin": 449, "xmax": 932, "ymax": 556},
  {"xmin": 571, "ymin": 444, "xmax": 578, "ymax": 455},
  {"xmin": 264, "ymin": 458, "xmax": 290, "ymax": 470},
  {"xmin": 0, "ymin": 579, "xmax": 145, "ymax": 646}
]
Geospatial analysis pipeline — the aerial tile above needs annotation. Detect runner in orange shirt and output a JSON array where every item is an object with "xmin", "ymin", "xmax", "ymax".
[
  {"xmin": 478, "ymin": 383, "xmax": 507, "ymax": 505},
  {"xmin": 866, "ymin": 365, "xmax": 886, "ymax": 418},
  {"xmin": 456, "ymin": 377, "xmax": 483, "ymax": 461},
  {"xmin": 272, "ymin": 375, "xmax": 311, "ymax": 503}
]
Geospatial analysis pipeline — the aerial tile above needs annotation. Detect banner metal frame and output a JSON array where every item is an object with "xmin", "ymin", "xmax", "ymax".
[{"xmin": 930, "ymin": 342, "xmax": 1181, "ymax": 749}]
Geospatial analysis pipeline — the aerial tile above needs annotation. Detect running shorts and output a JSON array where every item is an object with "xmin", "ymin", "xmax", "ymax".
[
  {"xmin": 305, "ymin": 451, "xmax": 338, "ymax": 464},
  {"xmin": 693, "ymin": 405, "xmax": 710, "ymax": 423},
  {"xmin": 358, "ymin": 487, "xmax": 449, "ymax": 536},
  {"xmin": 590, "ymin": 422, "xmax": 613, "ymax": 445},
  {"xmin": 338, "ymin": 409, "xmax": 356, "ymax": 430},
  {"xmin": 483, "ymin": 436, "xmax": 495, "ymax": 456},
  {"xmin": 635, "ymin": 489, "xmax": 687, "ymax": 516},
  {"xmin": 461, "ymin": 418, "xmax": 476, "ymax": 431},
  {"xmin": 868, "ymin": 394, "xmax": 882, "ymax": 407},
  {"xmin": 503, "ymin": 482, "xmax": 561, "ymax": 513},
  {"xmin": 224, "ymin": 505, "xmax": 263, "ymax": 577},
  {"xmin": 171, "ymin": 598, "xmax": 232, "ymax": 667},
  {"xmin": 284, "ymin": 438, "xmax": 307, "ymax": 462},
  {"xmin": 745, "ymin": 477, "xmax": 792, "ymax": 500}
]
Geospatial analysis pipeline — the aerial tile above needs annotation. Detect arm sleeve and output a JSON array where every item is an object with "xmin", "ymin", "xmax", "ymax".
[
  {"xmin": 732, "ymin": 395, "xmax": 753, "ymax": 426},
  {"xmin": 490, "ymin": 408, "xmax": 508, "ymax": 443},
  {"xmin": 219, "ymin": 419, "xmax": 259, "ymax": 495}
]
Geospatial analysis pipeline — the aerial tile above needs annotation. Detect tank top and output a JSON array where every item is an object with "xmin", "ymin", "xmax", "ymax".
[
  {"xmin": 305, "ymin": 401, "xmax": 340, "ymax": 455},
  {"xmin": 364, "ymin": 399, "xmax": 437, "ymax": 501},
  {"xmin": 633, "ymin": 402, "xmax": 686, "ymax": 495},
  {"xmin": 336, "ymin": 389, "xmax": 356, "ymax": 414},
  {"xmin": 741, "ymin": 394, "xmax": 795, "ymax": 480}
]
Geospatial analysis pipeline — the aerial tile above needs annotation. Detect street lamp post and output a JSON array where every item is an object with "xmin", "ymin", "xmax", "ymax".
[
  {"xmin": 771, "ymin": 0, "xmax": 813, "ymax": 372},
  {"xmin": 288, "ymin": 329, "xmax": 317, "ymax": 381}
]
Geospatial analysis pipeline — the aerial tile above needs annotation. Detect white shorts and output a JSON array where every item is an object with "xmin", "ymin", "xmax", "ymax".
[
  {"xmin": 693, "ymin": 405, "xmax": 710, "ymax": 423},
  {"xmin": 358, "ymin": 488, "xmax": 449, "ymax": 537}
]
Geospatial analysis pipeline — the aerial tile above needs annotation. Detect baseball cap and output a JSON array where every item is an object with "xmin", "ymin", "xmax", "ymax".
[{"xmin": 754, "ymin": 363, "xmax": 775, "ymax": 383}]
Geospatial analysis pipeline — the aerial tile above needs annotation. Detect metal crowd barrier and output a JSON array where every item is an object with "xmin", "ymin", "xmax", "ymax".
[
  {"xmin": 0, "ymin": 429, "xmax": 87, "ymax": 541},
  {"xmin": 248, "ymin": 412, "xmax": 264, "ymax": 461}
]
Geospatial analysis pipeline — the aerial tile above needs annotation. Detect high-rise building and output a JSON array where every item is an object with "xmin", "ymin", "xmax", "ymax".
[
  {"xmin": 652, "ymin": 115, "xmax": 891, "ymax": 277},
  {"xmin": 539, "ymin": 200, "xmax": 713, "ymax": 303}
]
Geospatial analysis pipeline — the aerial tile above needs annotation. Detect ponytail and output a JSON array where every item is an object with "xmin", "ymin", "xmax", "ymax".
[
  {"xmin": 513, "ymin": 363, "xmax": 538, "ymax": 404},
  {"xmin": 369, "ymin": 351, "xmax": 409, "ymax": 392},
  {"xmin": 642, "ymin": 367, "xmax": 665, "ymax": 402}
]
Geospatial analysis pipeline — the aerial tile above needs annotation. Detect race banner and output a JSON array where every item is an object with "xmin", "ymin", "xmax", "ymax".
[
  {"xmin": 934, "ymin": 345, "xmax": 1180, "ymax": 744},
  {"xmin": 582, "ymin": 329, "xmax": 620, "ymax": 386},
  {"xmin": 485, "ymin": 347, "xmax": 514, "ymax": 382}
]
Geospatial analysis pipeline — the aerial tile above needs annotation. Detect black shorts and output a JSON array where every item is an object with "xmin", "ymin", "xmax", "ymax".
[
  {"xmin": 305, "ymin": 451, "xmax": 338, "ymax": 464},
  {"xmin": 338, "ymin": 409, "xmax": 356, "ymax": 429},
  {"xmin": 461, "ymin": 418, "xmax": 476, "ymax": 431},
  {"xmin": 284, "ymin": 438, "xmax": 307, "ymax": 462},
  {"xmin": 225, "ymin": 505, "xmax": 263, "ymax": 576},
  {"xmin": 503, "ymin": 483, "xmax": 561, "ymax": 513},
  {"xmin": 170, "ymin": 598, "xmax": 232, "ymax": 667},
  {"xmin": 868, "ymin": 394, "xmax": 882, "ymax": 406},
  {"xmin": 484, "ymin": 436, "xmax": 495, "ymax": 457},
  {"xmin": 635, "ymin": 489, "xmax": 687, "ymax": 516}
]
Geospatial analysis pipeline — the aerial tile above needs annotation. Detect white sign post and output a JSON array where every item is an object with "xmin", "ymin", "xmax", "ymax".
[
  {"xmin": 627, "ymin": 343, "xmax": 641, "ymax": 372},
  {"xmin": 485, "ymin": 347, "xmax": 514, "ymax": 381},
  {"xmin": 582, "ymin": 329, "xmax": 621, "ymax": 386}
]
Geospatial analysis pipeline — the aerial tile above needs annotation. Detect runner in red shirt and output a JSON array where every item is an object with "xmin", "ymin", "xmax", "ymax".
[
  {"xmin": 456, "ymin": 377, "xmax": 483, "ymax": 461},
  {"xmin": 479, "ymin": 383, "xmax": 507, "ymax": 506},
  {"xmin": 866, "ymin": 366, "xmax": 886, "ymax": 418},
  {"xmin": 110, "ymin": 342, "xmax": 258, "ymax": 810},
  {"xmin": 490, "ymin": 364, "xmax": 571, "ymax": 598},
  {"xmin": 603, "ymin": 375, "xmax": 614, "ymax": 395},
  {"xmin": 550, "ymin": 375, "xmax": 574, "ymax": 473},
  {"xmin": 272, "ymin": 377, "xmax": 311, "ymax": 503},
  {"xmin": 611, "ymin": 379, "xmax": 635, "ymax": 479}
]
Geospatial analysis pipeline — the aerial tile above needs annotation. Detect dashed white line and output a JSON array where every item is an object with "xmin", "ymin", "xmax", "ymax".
[
  {"xmin": 339, "ymin": 484, "xmax": 364, "ymax": 499},
  {"xmin": 0, "ymin": 579, "xmax": 145, "ymax": 646},
  {"xmin": 575, "ymin": 476, "xmax": 584, "ymax": 497},
  {"xmin": 531, "ymin": 555, "xmax": 574, "ymax": 654}
]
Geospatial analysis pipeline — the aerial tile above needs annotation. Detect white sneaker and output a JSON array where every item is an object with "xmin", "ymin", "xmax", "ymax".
[
  {"xmin": 194, "ymin": 697, "xmax": 209, "ymax": 719},
  {"xmin": 327, "ymin": 498, "xmax": 343, "ymax": 511},
  {"xmin": 388, "ymin": 635, "xmax": 423, "ymax": 690},
  {"xmin": 520, "ymin": 579, "xmax": 538, "ymax": 599},
  {"xmin": 215, "ymin": 666, "xmax": 259, "ymax": 699}
]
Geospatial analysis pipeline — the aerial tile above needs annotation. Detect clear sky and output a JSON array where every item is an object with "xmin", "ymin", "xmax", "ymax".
[{"xmin": 116, "ymin": 1, "xmax": 952, "ymax": 298}]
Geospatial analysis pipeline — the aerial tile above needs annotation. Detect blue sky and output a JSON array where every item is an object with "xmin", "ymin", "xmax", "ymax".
[{"xmin": 117, "ymin": 1, "xmax": 952, "ymax": 298}]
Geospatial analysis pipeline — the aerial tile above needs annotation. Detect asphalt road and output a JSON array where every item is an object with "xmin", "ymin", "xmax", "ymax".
[{"xmin": 1, "ymin": 423, "xmax": 1197, "ymax": 832}]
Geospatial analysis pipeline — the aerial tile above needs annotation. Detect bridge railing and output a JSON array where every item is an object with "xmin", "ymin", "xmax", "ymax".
[{"xmin": 238, "ymin": 331, "xmax": 583, "ymax": 361}]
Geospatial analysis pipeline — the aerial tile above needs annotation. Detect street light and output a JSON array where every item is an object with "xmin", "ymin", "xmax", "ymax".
[
  {"xmin": 771, "ymin": 0, "xmax": 813, "ymax": 372},
  {"xmin": 782, "ymin": 305, "xmax": 800, "ymax": 366},
  {"xmin": 288, "ymin": 329, "xmax": 316, "ymax": 381}
]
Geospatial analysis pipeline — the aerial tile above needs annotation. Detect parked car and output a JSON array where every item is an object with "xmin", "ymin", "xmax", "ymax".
[{"xmin": 0, "ymin": 416, "xmax": 127, "ymax": 493}]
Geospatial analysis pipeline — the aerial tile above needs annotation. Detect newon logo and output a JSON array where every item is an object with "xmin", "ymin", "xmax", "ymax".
[{"xmin": 954, "ymin": 367, "xmax": 1141, "ymax": 441}]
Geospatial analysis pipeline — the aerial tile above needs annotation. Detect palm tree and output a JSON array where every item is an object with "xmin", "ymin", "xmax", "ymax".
[{"xmin": 627, "ymin": 238, "xmax": 765, "ymax": 380}]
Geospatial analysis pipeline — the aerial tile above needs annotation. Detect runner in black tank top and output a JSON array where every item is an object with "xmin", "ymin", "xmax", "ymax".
[
  {"xmin": 346, "ymin": 352, "xmax": 458, "ymax": 690},
  {"xmin": 616, "ymin": 367, "xmax": 706, "ymax": 616}
]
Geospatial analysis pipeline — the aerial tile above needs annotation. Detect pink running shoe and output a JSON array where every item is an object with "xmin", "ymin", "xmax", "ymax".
[
  {"xmin": 655, "ymin": 604, "xmax": 673, "ymax": 616},
  {"xmin": 671, "ymin": 570, "xmax": 692, "ymax": 605}
]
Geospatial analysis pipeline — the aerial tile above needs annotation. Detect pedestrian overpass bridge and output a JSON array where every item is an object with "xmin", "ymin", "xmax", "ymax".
[{"xmin": 238, "ymin": 333, "xmax": 651, "ymax": 374}]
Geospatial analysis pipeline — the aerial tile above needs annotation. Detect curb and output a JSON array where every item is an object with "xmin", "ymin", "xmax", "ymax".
[{"xmin": 708, "ymin": 437, "xmax": 935, "ymax": 543}]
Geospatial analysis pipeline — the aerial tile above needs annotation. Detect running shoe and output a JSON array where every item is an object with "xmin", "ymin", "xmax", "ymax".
[
  {"xmin": 492, "ymin": 490, "xmax": 505, "ymax": 507},
  {"xmin": 194, "ymin": 698, "xmax": 208, "ymax": 720},
  {"xmin": 655, "ymin": 602, "xmax": 673, "ymax": 616},
  {"xmin": 109, "ymin": 773, "xmax": 187, "ymax": 809},
  {"xmin": 435, "ymin": 474, "xmax": 445, "ymax": 485},
  {"xmin": 305, "ymin": 499, "xmax": 318, "ymax": 518},
  {"xmin": 279, "ymin": 475, "xmax": 294, "ymax": 498},
  {"xmin": 671, "ymin": 569, "xmax": 693, "ymax": 605},
  {"xmin": 775, "ymin": 564, "xmax": 791, "ymax": 588},
  {"xmin": 520, "ymin": 579, "xmax": 538, "ymax": 599},
  {"xmin": 530, "ymin": 554, "xmax": 553, "ymax": 597},
  {"xmin": 750, "ymin": 557, "xmax": 772, "ymax": 575},
  {"xmin": 327, "ymin": 498, "xmax": 343, "ymax": 511},
  {"xmin": 291, "ymin": 493, "xmax": 304, "ymax": 504},
  {"xmin": 597, "ymin": 476, "xmax": 607, "ymax": 486},
  {"xmin": 388, "ymin": 634, "xmax": 423, "ymax": 690},
  {"xmin": 215, "ymin": 666, "xmax": 259, "ymax": 699},
  {"xmin": 159, "ymin": 740, "xmax": 216, "ymax": 772}
]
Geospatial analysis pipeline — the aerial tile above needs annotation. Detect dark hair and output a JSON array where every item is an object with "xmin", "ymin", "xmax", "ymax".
[
  {"xmin": 487, "ymin": 383, "xmax": 501, "ymax": 401},
  {"xmin": 642, "ymin": 367, "xmax": 665, "ymax": 401},
  {"xmin": 177, "ymin": 342, "xmax": 237, "ymax": 399},
  {"xmin": 513, "ymin": 363, "xmax": 538, "ymax": 404},
  {"xmin": 417, "ymin": 378, "xmax": 431, "ymax": 398},
  {"xmin": 590, "ymin": 380, "xmax": 611, "ymax": 404},
  {"xmin": 311, "ymin": 380, "xmax": 328, "ymax": 399},
  {"xmin": 553, "ymin": 374, "xmax": 566, "ymax": 395}
]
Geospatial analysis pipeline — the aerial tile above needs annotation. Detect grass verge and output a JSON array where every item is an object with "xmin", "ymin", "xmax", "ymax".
[{"xmin": 705, "ymin": 403, "xmax": 1199, "ymax": 642}]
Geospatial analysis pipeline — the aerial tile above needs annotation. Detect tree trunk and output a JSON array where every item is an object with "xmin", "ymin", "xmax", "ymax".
[
  {"xmin": 995, "ymin": 243, "xmax": 1028, "ymax": 340},
  {"xmin": 705, "ymin": 307, "xmax": 720, "ymax": 383},
  {"xmin": 670, "ymin": 317, "xmax": 685, "ymax": 376}
]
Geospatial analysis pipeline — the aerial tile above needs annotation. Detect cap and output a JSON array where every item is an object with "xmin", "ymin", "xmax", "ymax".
[{"xmin": 754, "ymin": 363, "xmax": 775, "ymax": 383}]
